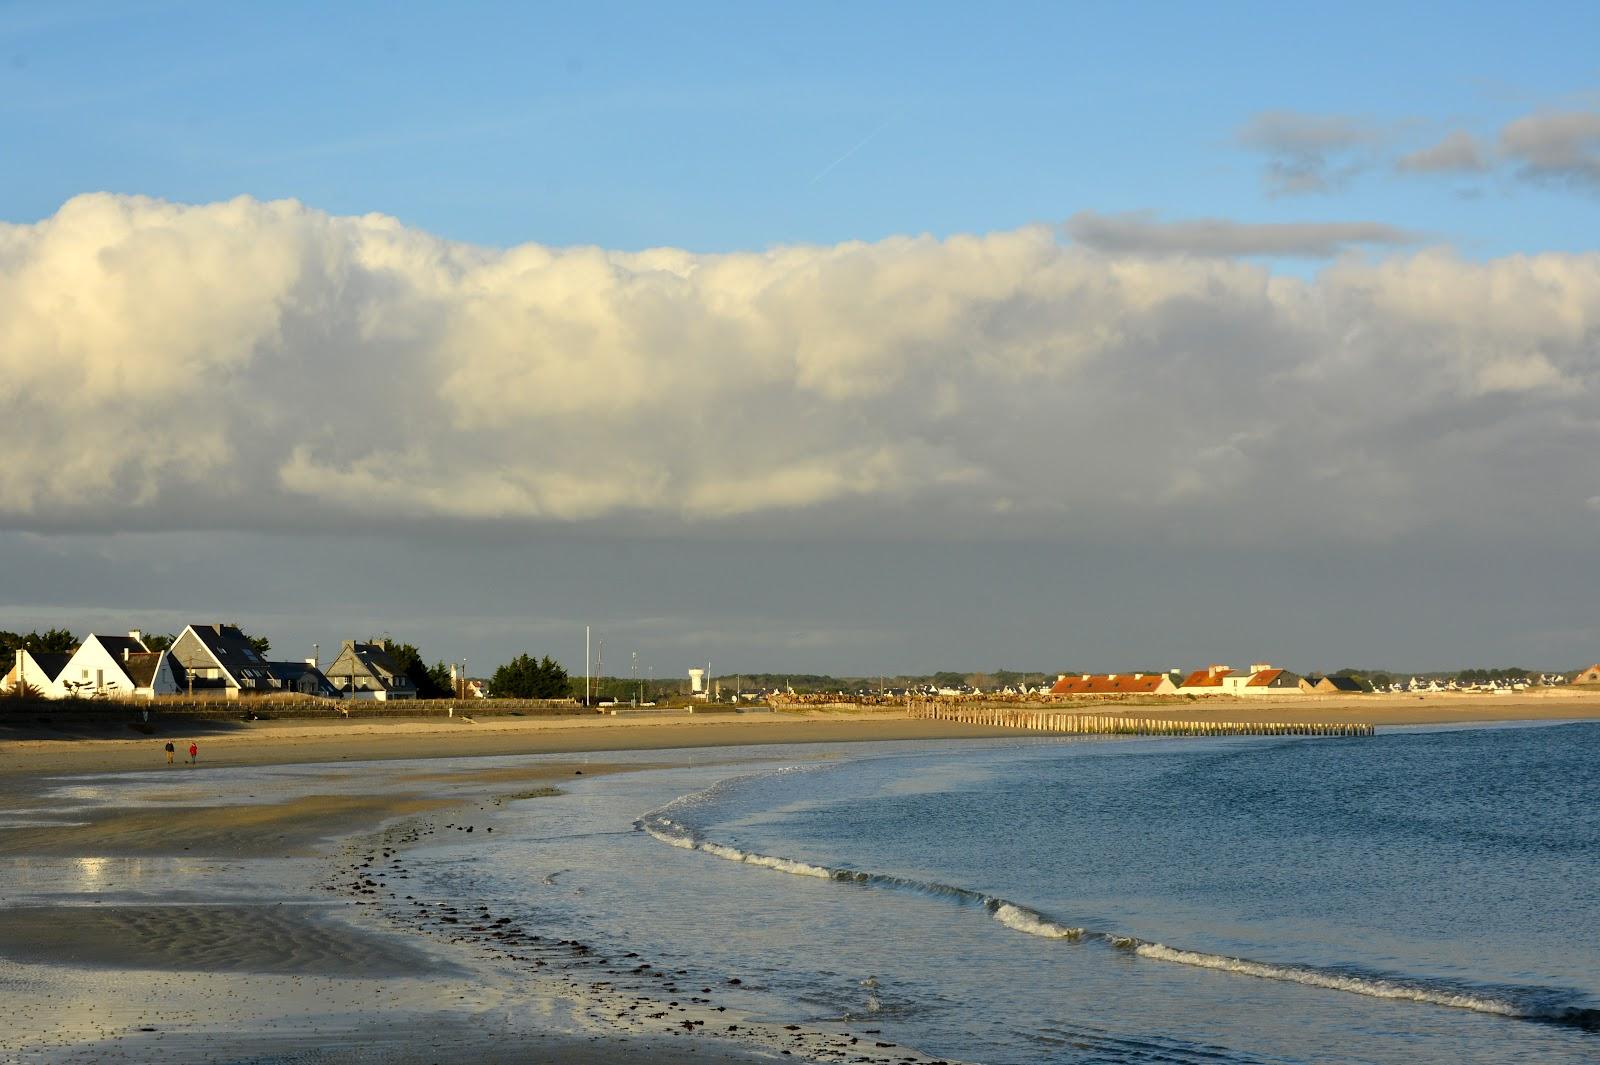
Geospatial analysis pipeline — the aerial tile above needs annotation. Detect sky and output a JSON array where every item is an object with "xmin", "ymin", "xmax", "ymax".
[{"xmin": 2, "ymin": 1, "xmax": 1599, "ymax": 678}]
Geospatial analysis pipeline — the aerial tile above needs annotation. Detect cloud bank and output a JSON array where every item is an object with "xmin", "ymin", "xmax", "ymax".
[{"xmin": 2, "ymin": 194, "xmax": 1599, "ymax": 543}]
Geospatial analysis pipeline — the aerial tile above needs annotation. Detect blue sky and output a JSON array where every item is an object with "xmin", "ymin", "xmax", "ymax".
[
  {"xmin": 2, "ymin": 2, "xmax": 1599, "ymax": 676},
  {"xmin": 5, "ymin": 2, "xmax": 1597, "ymax": 254}
]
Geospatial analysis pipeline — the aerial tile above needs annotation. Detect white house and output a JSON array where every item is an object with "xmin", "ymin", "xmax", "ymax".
[
  {"xmin": 57, "ymin": 632, "xmax": 182, "ymax": 700},
  {"xmin": 2, "ymin": 649, "xmax": 76, "ymax": 699},
  {"xmin": 167, "ymin": 623, "xmax": 279, "ymax": 699},
  {"xmin": 1178, "ymin": 663, "xmax": 1305, "ymax": 696}
]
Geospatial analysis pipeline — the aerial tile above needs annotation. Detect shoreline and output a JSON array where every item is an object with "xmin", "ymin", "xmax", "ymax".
[
  {"xmin": 0, "ymin": 725, "xmax": 969, "ymax": 1063},
  {"xmin": 6, "ymin": 689, "xmax": 1600, "ymax": 780},
  {"xmin": 4, "ymin": 703, "xmax": 1599, "ymax": 1061}
]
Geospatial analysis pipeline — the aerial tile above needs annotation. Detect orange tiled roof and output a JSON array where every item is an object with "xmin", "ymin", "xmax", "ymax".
[
  {"xmin": 1179, "ymin": 668, "xmax": 1230, "ymax": 688},
  {"xmin": 1050, "ymin": 674, "xmax": 1171, "ymax": 695},
  {"xmin": 1246, "ymin": 668, "xmax": 1286, "ymax": 687}
]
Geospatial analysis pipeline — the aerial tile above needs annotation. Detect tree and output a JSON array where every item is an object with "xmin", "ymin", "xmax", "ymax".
[
  {"xmin": 7, "ymin": 679, "xmax": 43, "ymax": 701},
  {"xmin": 1, "ymin": 628, "xmax": 77, "ymax": 656},
  {"xmin": 490, "ymin": 654, "xmax": 570, "ymax": 699},
  {"xmin": 384, "ymin": 641, "xmax": 454, "ymax": 699},
  {"xmin": 142, "ymin": 633, "xmax": 177, "ymax": 653},
  {"xmin": 246, "ymin": 634, "xmax": 271, "ymax": 657},
  {"xmin": 427, "ymin": 660, "xmax": 455, "ymax": 698}
]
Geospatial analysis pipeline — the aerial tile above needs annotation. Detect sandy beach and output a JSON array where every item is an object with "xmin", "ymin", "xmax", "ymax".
[
  {"xmin": 7, "ymin": 690, "xmax": 1599, "ymax": 779},
  {"xmin": 3, "ymin": 698, "xmax": 1597, "ymax": 1062},
  {"xmin": 0, "ymin": 712, "xmax": 995, "ymax": 1063}
]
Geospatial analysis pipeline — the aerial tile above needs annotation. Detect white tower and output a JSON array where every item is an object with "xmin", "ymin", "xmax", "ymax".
[{"xmin": 688, "ymin": 668, "xmax": 705, "ymax": 694}]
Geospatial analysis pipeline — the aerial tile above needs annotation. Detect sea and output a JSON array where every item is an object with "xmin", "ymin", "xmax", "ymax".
[{"xmin": 404, "ymin": 720, "xmax": 1600, "ymax": 1064}]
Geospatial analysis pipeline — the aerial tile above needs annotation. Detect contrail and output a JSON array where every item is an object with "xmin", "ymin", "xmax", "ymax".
[{"xmin": 808, "ymin": 118, "xmax": 893, "ymax": 185}]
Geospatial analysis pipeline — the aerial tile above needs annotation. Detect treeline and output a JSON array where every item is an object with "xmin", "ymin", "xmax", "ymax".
[
  {"xmin": 1324, "ymin": 667, "xmax": 1550, "ymax": 687},
  {"xmin": 0, "ymin": 629, "xmax": 77, "ymax": 657}
]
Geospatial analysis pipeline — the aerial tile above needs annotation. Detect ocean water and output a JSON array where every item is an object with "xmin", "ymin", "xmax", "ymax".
[{"xmin": 414, "ymin": 722, "xmax": 1600, "ymax": 1064}]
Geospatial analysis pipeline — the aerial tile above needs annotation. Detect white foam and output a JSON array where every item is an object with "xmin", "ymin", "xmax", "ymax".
[
  {"xmin": 992, "ymin": 903, "xmax": 1082, "ymax": 940},
  {"xmin": 1135, "ymin": 943, "xmax": 1523, "ymax": 1017},
  {"xmin": 641, "ymin": 822, "xmax": 698, "ymax": 850},
  {"xmin": 643, "ymin": 818, "xmax": 834, "ymax": 878},
  {"xmin": 640, "ymin": 774, "xmax": 1587, "ymax": 1030},
  {"xmin": 698, "ymin": 839, "xmax": 834, "ymax": 879}
]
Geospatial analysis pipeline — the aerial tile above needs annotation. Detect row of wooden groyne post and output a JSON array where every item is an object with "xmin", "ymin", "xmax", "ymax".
[{"xmin": 909, "ymin": 703, "xmax": 1374, "ymax": 738}]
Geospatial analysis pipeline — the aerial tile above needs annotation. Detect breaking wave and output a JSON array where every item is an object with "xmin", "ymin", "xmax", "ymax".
[{"xmin": 637, "ymin": 782, "xmax": 1600, "ymax": 1034}]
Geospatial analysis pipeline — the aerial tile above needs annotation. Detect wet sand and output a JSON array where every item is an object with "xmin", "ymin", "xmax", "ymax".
[
  {"xmin": 0, "ymin": 711, "xmax": 1007, "ymax": 779},
  {"xmin": 0, "ymin": 904, "xmax": 437, "ymax": 975},
  {"xmin": 0, "ymin": 718, "xmax": 968, "ymax": 1063}
]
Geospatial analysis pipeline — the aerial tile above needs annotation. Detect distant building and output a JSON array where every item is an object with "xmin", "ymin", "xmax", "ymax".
[
  {"xmin": 1575, "ymin": 664, "xmax": 1600, "ymax": 686},
  {"xmin": 1179, "ymin": 663, "xmax": 1305, "ymax": 696},
  {"xmin": 1178, "ymin": 664, "xmax": 1234, "ymax": 693},
  {"xmin": 1301, "ymin": 675, "xmax": 1365, "ymax": 694},
  {"xmin": 57, "ymin": 632, "xmax": 182, "ymax": 700},
  {"xmin": 324, "ymin": 640, "xmax": 416, "ymax": 700},
  {"xmin": 2, "ymin": 649, "xmax": 75, "ymax": 699},
  {"xmin": 168, "ymin": 624, "xmax": 279, "ymax": 698},
  {"xmin": 269, "ymin": 658, "xmax": 340, "ymax": 698},
  {"xmin": 1050, "ymin": 672, "xmax": 1178, "ymax": 696}
]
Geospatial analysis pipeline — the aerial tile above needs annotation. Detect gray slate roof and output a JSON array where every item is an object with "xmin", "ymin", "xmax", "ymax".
[
  {"xmin": 268, "ymin": 660, "xmax": 340, "ymax": 697},
  {"xmin": 26, "ymin": 652, "xmax": 74, "ymax": 682},
  {"xmin": 96, "ymin": 635, "xmax": 148, "ymax": 660}
]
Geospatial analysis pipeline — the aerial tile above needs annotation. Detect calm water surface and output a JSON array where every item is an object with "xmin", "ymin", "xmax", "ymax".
[{"xmin": 410, "ymin": 723, "xmax": 1600, "ymax": 1064}]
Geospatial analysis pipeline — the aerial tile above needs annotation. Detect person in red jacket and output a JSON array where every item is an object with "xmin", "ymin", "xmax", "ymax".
[{"xmin": 188, "ymin": 742, "xmax": 198, "ymax": 766}]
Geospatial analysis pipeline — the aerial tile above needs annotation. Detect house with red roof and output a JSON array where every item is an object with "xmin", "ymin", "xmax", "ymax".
[
  {"xmin": 1177, "ymin": 663, "xmax": 1305, "ymax": 696},
  {"xmin": 1050, "ymin": 672, "xmax": 1178, "ymax": 696}
]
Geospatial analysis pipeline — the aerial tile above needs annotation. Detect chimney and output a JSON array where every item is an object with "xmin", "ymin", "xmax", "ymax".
[
  {"xmin": 1134, "ymin": 673, "xmax": 1143, "ymax": 679},
  {"xmin": 305, "ymin": 657, "xmax": 317, "ymax": 668},
  {"xmin": 1056, "ymin": 674, "xmax": 1066, "ymax": 682},
  {"xmin": 1081, "ymin": 674, "xmax": 1089, "ymax": 681},
  {"xmin": 1108, "ymin": 674, "xmax": 1118, "ymax": 680},
  {"xmin": 128, "ymin": 629, "xmax": 142, "ymax": 644},
  {"xmin": 1250, "ymin": 663, "xmax": 1272, "ymax": 674}
]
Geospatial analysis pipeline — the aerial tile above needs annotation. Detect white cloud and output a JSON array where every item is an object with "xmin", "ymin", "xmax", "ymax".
[{"xmin": 2, "ymin": 193, "xmax": 1599, "ymax": 543}]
